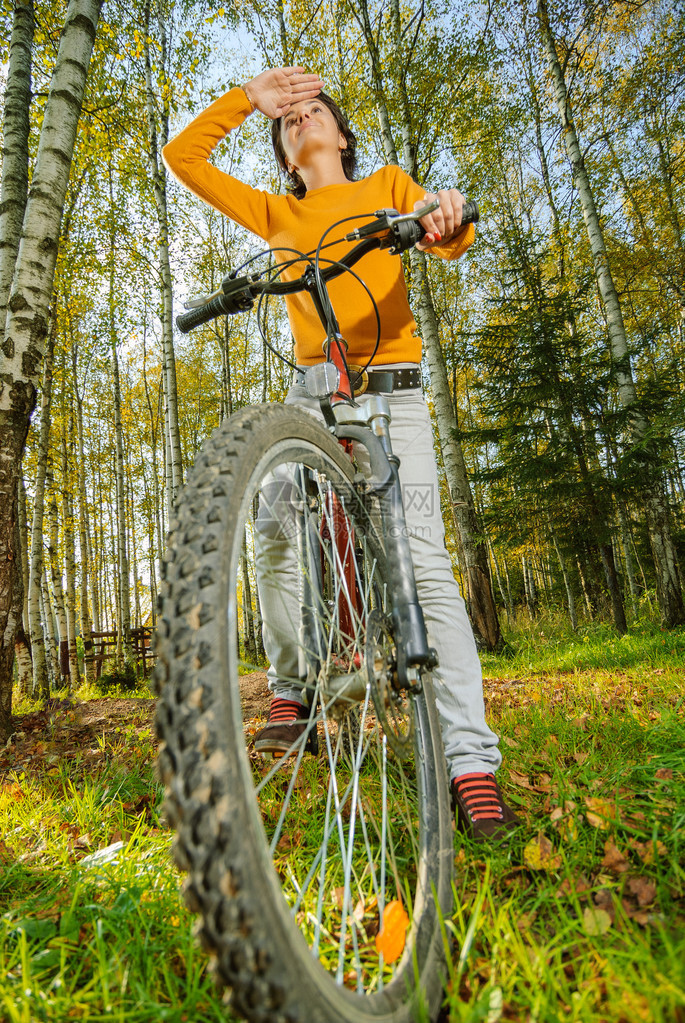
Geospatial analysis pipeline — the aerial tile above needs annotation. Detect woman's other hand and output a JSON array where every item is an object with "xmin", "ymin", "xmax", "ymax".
[
  {"xmin": 414, "ymin": 189, "xmax": 465, "ymax": 250},
  {"xmin": 243, "ymin": 67, "xmax": 324, "ymax": 120}
]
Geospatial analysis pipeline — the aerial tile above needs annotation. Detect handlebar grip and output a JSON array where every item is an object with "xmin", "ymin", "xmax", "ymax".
[
  {"xmin": 176, "ymin": 294, "xmax": 230, "ymax": 334},
  {"xmin": 461, "ymin": 199, "xmax": 479, "ymax": 224},
  {"xmin": 391, "ymin": 197, "xmax": 480, "ymax": 253}
]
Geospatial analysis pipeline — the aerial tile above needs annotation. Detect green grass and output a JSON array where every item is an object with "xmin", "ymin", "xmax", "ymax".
[
  {"xmin": 0, "ymin": 702, "xmax": 227, "ymax": 1022},
  {"xmin": 1, "ymin": 624, "xmax": 684, "ymax": 1021},
  {"xmin": 453, "ymin": 620, "xmax": 685, "ymax": 1022}
]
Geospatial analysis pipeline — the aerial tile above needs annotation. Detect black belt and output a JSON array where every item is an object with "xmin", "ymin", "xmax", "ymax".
[{"xmin": 293, "ymin": 365, "xmax": 422, "ymax": 395}]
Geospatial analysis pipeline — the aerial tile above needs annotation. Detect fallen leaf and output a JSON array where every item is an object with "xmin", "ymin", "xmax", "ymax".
[
  {"xmin": 573, "ymin": 752, "xmax": 589, "ymax": 765},
  {"xmin": 353, "ymin": 899, "xmax": 366, "ymax": 922},
  {"xmin": 508, "ymin": 769, "xmax": 536, "ymax": 790},
  {"xmin": 523, "ymin": 833, "xmax": 562, "ymax": 871},
  {"xmin": 501, "ymin": 736, "xmax": 519, "ymax": 749},
  {"xmin": 621, "ymin": 899, "xmax": 650, "ymax": 926},
  {"xmin": 629, "ymin": 838, "xmax": 667, "ymax": 865},
  {"xmin": 627, "ymin": 877, "xmax": 657, "ymax": 907},
  {"xmin": 583, "ymin": 906, "xmax": 612, "ymax": 935},
  {"xmin": 375, "ymin": 900, "xmax": 409, "ymax": 964},
  {"xmin": 509, "ymin": 770, "xmax": 550, "ymax": 793},
  {"xmin": 584, "ymin": 796, "xmax": 615, "ymax": 830},
  {"xmin": 1, "ymin": 782, "xmax": 24, "ymax": 802},
  {"xmin": 654, "ymin": 768, "xmax": 673, "ymax": 780},
  {"xmin": 555, "ymin": 873, "xmax": 591, "ymax": 898},
  {"xmin": 602, "ymin": 841, "xmax": 629, "ymax": 874}
]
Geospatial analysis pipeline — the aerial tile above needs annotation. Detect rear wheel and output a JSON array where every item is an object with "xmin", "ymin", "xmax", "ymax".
[{"xmin": 154, "ymin": 404, "xmax": 452, "ymax": 1022}]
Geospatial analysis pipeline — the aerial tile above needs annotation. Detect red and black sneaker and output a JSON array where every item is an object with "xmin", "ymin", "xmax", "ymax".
[
  {"xmin": 451, "ymin": 772, "xmax": 521, "ymax": 842},
  {"xmin": 253, "ymin": 697, "xmax": 318, "ymax": 756}
]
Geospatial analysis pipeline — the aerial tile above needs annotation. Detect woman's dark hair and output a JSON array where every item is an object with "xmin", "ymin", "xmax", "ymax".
[{"xmin": 271, "ymin": 92, "xmax": 358, "ymax": 199}]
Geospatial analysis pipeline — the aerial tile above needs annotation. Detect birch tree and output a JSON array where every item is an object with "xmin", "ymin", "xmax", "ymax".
[
  {"xmin": 142, "ymin": 0, "xmax": 184, "ymax": 512},
  {"xmin": 0, "ymin": 0, "xmax": 103, "ymax": 733}
]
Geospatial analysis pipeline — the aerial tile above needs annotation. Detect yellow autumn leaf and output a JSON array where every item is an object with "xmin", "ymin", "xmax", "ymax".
[
  {"xmin": 523, "ymin": 833, "xmax": 562, "ymax": 871},
  {"xmin": 584, "ymin": 796, "xmax": 615, "ymax": 829},
  {"xmin": 583, "ymin": 906, "xmax": 612, "ymax": 935}
]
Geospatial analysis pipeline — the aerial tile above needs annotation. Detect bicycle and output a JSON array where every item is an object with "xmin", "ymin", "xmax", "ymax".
[{"xmin": 154, "ymin": 198, "xmax": 479, "ymax": 1023}]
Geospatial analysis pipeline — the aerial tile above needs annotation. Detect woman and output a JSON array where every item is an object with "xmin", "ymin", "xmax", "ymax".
[{"xmin": 163, "ymin": 66, "xmax": 520, "ymax": 842}]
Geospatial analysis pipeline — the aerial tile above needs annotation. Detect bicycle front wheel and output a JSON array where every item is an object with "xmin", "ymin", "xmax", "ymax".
[{"xmin": 154, "ymin": 404, "xmax": 453, "ymax": 1023}]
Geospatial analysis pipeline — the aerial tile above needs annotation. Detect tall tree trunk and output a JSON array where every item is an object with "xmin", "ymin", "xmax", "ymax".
[
  {"xmin": 488, "ymin": 537, "xmax": 512, "ymax": 624},
  {"xmin": 523, "ymin": 554, "xmax": 538, "ymax": 617},
  {"xmin": 72, "ymin": 347, "xmax": 95, "ymax": 684},
  {"xmin": 28, "ymin": 333, "xmax": 55, "ymax": 694},
  {"xmin": 536, "ymin": 0, "xmax": 684, "ymax": 628},
  {"xmin": 143, "ymin": 0, "xmax": 183, "ymax": 512},
  {"xmin": 547, "ymin": 513, "xmax": 577, "ymax": 631},
  {"xmin": 15, "ymin": 476, "xmax": 33, "ymax": 694},
  {"xmin": 62, "ymin": 408, "xmax": 79, "ymax": 688},
  {"xmin": 42, "ymin": 567, "xmax": 59, "ymax": 687},
  {"xmin": 142, "ymin": 329, "xmax": 163, "ymax": 615},
  {"xmin": 0, "ymin": 0, "xmax": 102, "ymax": 737},
  {"xmin": 106, "ymin": 164, "xmax": 132, "ymax": 665},
  {"xmin": 47, "ymin": 485, "xmax": 69, "ymax": 687},
  {"xmin": 17, "ymin": 477, "xmax": 30, "ymax": 646},
  {"xmin": 110, "ymin": 328, "xmax": 132, "ymax": 665},
  {"xmin": 616, "ymin": 498, "xmax": 639, "ymax": 616}
]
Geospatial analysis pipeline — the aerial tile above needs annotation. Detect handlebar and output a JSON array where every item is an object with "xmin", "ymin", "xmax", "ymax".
[{"xmin": 176, "ymin": 198, "xmax": 479, "ymax": 335}]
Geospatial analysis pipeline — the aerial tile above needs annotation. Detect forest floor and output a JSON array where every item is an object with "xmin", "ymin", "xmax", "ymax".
[{"xmin": 0, "ymin": 621, "xmax": 683, "ymax": 1022}]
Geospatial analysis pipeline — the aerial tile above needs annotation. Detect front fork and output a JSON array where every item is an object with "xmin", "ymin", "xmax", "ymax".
[{"xmin": 332, "ymin": 396, "xmax": 438, "ymax": 690}]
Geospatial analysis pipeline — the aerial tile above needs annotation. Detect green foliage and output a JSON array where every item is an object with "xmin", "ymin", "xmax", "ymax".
[{"xmin": 93, "ymin": 663, "xmax": 139, "ymax": 694}]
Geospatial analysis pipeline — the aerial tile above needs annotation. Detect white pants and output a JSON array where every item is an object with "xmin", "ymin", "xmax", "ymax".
[{"xmin": 254, "ymin": 382, "xmax": 501, "ymax": 780}]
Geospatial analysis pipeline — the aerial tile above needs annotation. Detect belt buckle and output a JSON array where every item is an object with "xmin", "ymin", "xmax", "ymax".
[{"xmin": 348, "ymin": 364, "xmax": 369, "ymax": 397}]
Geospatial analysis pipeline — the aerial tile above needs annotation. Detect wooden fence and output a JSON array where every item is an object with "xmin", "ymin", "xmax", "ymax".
[{"xmin": 59, "ymin": 627, "xmax": 155, "ymax": 679}]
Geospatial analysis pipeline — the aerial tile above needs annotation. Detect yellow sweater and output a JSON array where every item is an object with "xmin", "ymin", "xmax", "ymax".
[{"xmin": 163, "ymin": 88, "xmax": 475, "ymax": 366}]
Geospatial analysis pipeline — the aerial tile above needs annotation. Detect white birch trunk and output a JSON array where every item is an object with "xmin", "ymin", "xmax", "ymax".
[
  {"xmin": 72, "ymin": 350, "xmax": 95, "ymax": 684},
  {"xmin": 27, "ymin": 334, "xmax": 55, "ymax": 694},
  {"xmin": 47, "ymin": 488, "xmax": 69, "ymax": 685},
  {"xmin": 17, "ymin": 476, "xmax": 29, "ymax": 632},
  {"xmin": 62, "ymin": 410, "xmax": 79, "ymax": 688},
  {"xmin": 41, "ymin": 567, "xmax": 60, "ymax": 686},
  {"xmin": 111, "ymin": 339, "xmax": 132, "ymax": 663}
]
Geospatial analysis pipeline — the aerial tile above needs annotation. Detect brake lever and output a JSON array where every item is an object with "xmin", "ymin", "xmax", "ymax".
[
  {"xmin": 343, "ymin": 200, "xmax": 440, "ymax": 243},
  {"xmin": 387, "ymin": 199, "xmax": 440, "ymax": 226},
  {"xmin": 183, "ymin": 288, "xmax": 223, "ymax": 310}
]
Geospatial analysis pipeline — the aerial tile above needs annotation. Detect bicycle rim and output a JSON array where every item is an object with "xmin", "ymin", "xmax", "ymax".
[{"xmin": 155, "ymin": 405, "xmax": 452, "ymax": 1023}]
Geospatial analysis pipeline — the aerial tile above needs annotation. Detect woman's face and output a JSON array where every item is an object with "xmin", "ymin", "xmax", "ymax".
[{"xmin": 280, "ymin": 98, "xmax": 346, "ymax": 172}]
